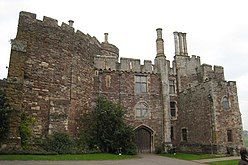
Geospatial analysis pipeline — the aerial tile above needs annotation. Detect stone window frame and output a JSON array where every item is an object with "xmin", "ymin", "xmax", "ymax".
[
  {"xmin": 95, "ymin": 70, "xmax": 99, "ymax": 76},
  {"xmin": 181, "ymin": 127, "xmax": 188, "ymax": 142},
  {"xmin": 134, "ymin": 75, "xmax": 148, "ymax": 94},
  {"xmin": 221, "ymin": 96, "xmax": 230, "ymax": 110},
  {"xmin": 134, "ymin": 101, "xmax": 150, "ymax": 119},
  {"xmin": 169, "ymin": 80, "xmax": 176, "ymax": 94},
  {"xmin": 170, "ymin": 101, "xmax": 177, "ymax": 120},
  {"xmin": 227, "ymin": 129, "xmax": 233, "ymax": 142}
]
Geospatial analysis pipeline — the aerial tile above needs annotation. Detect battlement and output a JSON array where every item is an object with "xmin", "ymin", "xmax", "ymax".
[
  {"xmin": 18, "ymin": 11, "xmax": 100, "ymax": 45},
  {"xmin": 94, "ymin": 57, "xmax": 155, "ymax": 73},
  {"xmin": 20, "ymin": 11, "xmax": 36, "ymax": 19},
  {"xmin": 197, "ymin": 63, "xmax": 225, "ymax": 82},
  {"xmin": 190, "ymin": 55, "xmax": 201, "ymax": 61}
]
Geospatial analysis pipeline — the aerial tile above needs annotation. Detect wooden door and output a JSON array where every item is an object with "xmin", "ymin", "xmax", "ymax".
[{"xmin": 136, "ymin": 128, "xmax": 151, "ymax": 153}]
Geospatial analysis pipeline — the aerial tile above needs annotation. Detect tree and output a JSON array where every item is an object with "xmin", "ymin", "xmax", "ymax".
[{"xmin": 81, "ymin": 96, "xmax": 136, "ymax": 154}]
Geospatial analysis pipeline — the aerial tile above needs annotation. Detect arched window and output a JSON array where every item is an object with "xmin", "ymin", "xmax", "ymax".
[
  {"xmin": 222, "ymin": 96, "xmax": 230, "ymax": 110},
  {"xmin": 135, "ymin": 102, "xmax": 149, "ymax": 118}
]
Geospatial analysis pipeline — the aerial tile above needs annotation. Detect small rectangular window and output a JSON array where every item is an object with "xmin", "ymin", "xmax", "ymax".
[
  {"xmin": 169, "ymin": 80, "xmax": 175, "ymax": 94},
  {"xmin": 227, "ymin": 130, "xmax": 233, "ymax": 142},
  {"xmin": 182, "ymin": 128, "xmax": 187, "ymax": 142},
  {"xmin": 135, "ymin": 75, "xmax": 147, "ymax": 94},
  {"xmin": 171, "ymin": 126, "xmax": 174, "ymax": 141},
  {"xmin": 170, "ymin": 102, "xmax": 176, "ymax": 118}
]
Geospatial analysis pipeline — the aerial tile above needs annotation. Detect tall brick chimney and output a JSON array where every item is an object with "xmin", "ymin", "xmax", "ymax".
[{"xmin": 156, "ymin": 28, "xmax": 165, "ymax": 57}]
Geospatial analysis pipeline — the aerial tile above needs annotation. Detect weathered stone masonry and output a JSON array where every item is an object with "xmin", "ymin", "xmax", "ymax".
[{"xmin": 3, "ymin": 11, "xmax": 244, "ymax": 154}]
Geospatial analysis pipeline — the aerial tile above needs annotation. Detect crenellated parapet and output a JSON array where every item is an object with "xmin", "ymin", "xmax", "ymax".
[
  {"xmin": 18, "ymin": 11, "xmax": 101, "ymax": 46},
  {"xmin": 196, "ymin": 63, "xmax": 225, "ymax": 82},
  {"xmin": 94, "ymin": 57, "xmax": 155, "ymax": 73},
  {"xmin": 174, "ymin": 55, "xmax": 201, "ymax": 76}
]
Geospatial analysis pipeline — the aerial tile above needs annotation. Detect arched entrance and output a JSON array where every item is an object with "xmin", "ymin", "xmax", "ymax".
[{"xmin": 135, "ymin": 125, "xmax": 153, "ymax": 153}]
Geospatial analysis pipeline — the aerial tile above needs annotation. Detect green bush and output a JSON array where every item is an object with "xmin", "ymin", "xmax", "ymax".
[
  {"xmin": 43, "ymin": 132, "xmax": 75, "ymax": 154},
  {"xmin": 78, "ymin": 96, "xmax": 137, "ymax": 154}
]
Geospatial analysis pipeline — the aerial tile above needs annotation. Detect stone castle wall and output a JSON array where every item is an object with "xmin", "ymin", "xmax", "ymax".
[
  {"xmin": 212, "ymin": 81, "xmax": 243, "ymax": 153},
  {"xmin": 175, "ymin": 82, "xmax": 213, "ymax": 149},
  {"xmin": 7, "ymin": 11, "xmax": 101, "ymax": 140},
  {"xmin": 94, "ymin": 70, "xmax": 164, "ymax": 150},
  {"xmin": 174, "ymin": 80, "xmax": 243, "ymax": 153}
]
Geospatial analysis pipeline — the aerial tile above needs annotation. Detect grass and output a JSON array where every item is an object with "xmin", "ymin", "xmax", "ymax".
[
  {"xmin": 0, "ymin": 153, "xmax": 136, "ymax": 160},
  {"xmin": 159, "ymin": 153, "xmax": 224, "ymax": 160},
  {"xmin": 208, "ymin": 159, "xmax": 239, "ymax": 165}
]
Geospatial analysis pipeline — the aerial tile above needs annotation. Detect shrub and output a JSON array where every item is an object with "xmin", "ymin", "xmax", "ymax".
[
  {"xmin": 78, "ymin": 96, "xmax": 136, "ymax": 154},
  {"xmin": 43, "ymin": 132, "xmax": 75, "ymax": 154}
]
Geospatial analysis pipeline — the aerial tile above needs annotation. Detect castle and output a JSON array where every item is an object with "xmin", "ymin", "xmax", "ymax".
[{"xmin": 3, "ymin": 11, "xmax": 244, "ymax": 154}]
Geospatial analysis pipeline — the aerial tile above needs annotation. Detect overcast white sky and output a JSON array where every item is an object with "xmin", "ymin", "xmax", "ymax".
[{"xmin": 0, "ymin": 0, "xmax": 247, "ymax": 130}]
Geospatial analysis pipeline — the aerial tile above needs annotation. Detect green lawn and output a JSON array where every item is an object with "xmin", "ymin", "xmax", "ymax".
[
  {"xmin": 159, "ymin": 153, "xmax": 224, "ymax": 160},
  {"xmin": 208, "ymin": 159, "xmax": 239, "ymax": 165},
  {"xmin": 0, "ymin": 153, "xmax": 136, "ymax": 160}
]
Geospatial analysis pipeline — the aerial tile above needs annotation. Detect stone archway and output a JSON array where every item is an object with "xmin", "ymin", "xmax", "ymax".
[{"xmin": 135, "ymin": 125, "xmax": 154, "ymax": 153}]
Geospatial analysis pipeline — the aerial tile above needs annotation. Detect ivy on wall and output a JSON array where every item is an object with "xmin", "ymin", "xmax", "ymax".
[
  {"xmin": 0, "ymin": 90, "xmax": 14, "ymax": 144},
  {"xmin": 19, "ymin": 113, "xmax": 35, "ymax": 149}
]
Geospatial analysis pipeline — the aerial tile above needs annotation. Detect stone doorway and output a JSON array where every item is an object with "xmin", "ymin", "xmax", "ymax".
[{"xmin": 135, "ymin": 125, "xmax": 153, "ymax": 153}]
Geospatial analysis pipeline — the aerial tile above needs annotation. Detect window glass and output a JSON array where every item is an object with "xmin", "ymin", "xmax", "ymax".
[
  {"xmin": 136, "ymin": 102, "xmax": 149, "ymax": 118},
  {"xmin": 222, "ymin": 97, "xmax": 229, "ymax": 110},
  {"xmin": 170, "ymin": 102, "xmax": 176, "ymax": 118},
  {"xmin": 169, "ymin": 80, "xmax": 175, "ymax": 94},
  {"xmin": 135, "ymin": 75, "xmax": 147, "ymax": 94}
]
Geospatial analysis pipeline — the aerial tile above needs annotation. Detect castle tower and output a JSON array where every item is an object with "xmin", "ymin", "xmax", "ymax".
[
  {"xmin": 154, "ymin": 28, "xmax": 171, "ymax": 147},
  {"xmin": 100, "ymin": 33, "xmax": 119, "ymax": 59},
  {"xmin": 173, "ymin": 31, "xmax": 201, "ymax": 92}
]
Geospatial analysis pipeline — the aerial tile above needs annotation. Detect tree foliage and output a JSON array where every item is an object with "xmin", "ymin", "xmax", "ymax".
[
  {"xmin": 80, "ymin": 97, "xmax": 136, "ymax": 154},
  {"xmin": 0, "ymin": 90, "xmax": 13, "ymax": 143}
]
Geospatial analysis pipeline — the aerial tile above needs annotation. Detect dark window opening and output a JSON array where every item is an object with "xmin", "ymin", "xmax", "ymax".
[
  {"xmin": 182, "ymin": 128, "xmax": 187, "ymax": 142},
  {"xmin": 227, "ymin": 130, "xmax": 233, "ymax": 142},
  {"xmin": 170, "ymin": 102, "xmax": 176, "ymax": 118},
  {"xmin": 171, "ymin": 126, "xmax": 174, "ymax": 141}
]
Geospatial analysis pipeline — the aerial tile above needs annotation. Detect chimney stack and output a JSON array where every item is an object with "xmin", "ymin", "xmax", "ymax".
[
  {"xmin": 173, "ymin": 31, "xmax": 188, "ymax": 56},
  {"xmin": 68, "ymin": 20, "xmax": 74, "ymax": 27},
  {"xmin": 156, "ymin": 28, "xmax": 165, "ymax": 57},
  {"xmin": 104, "ymin": 33, "xmax": 109, "ymax": 43}
]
